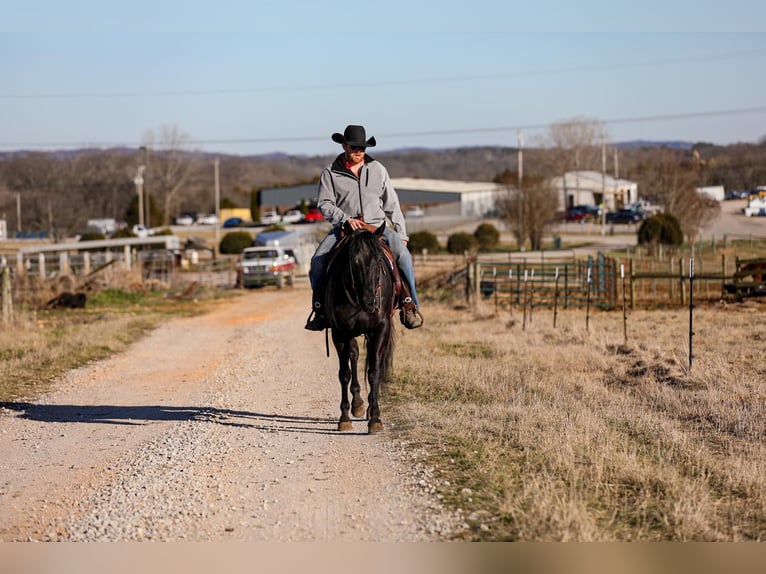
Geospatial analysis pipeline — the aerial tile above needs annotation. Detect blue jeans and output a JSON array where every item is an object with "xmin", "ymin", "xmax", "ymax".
[{"xmin": 309, "ymin": 226, "xmax": 420, "ymax": 308}]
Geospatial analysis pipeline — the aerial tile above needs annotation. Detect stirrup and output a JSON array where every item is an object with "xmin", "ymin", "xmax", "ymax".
[
  {"xmin": 305, "ymin": 307, "xmax": 327, "ymax": 331},
  {"xmin": 399, "ymin": 297, "xmax": 423, "ymax": 330}
]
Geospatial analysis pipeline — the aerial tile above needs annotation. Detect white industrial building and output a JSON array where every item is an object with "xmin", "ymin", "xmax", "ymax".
[
  {"xmin": 390, "ymin": 178, "xmax": 509, "ymax": 217},
  {"xmin": 550, "ymin": 171, "xmax": 638, "ymax": 211},
  {"xmin": 262, "ymin": 178, "xmax": 511, "ymax": 218}
]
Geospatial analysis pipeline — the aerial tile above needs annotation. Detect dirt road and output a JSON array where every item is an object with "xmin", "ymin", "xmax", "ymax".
[{"xmin": 0, "ymin": 282, "xmax": 458, "ymax": 542}]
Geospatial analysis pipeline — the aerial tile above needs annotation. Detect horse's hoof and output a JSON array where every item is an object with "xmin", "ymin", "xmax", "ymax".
[
  {"xmin": 368, "ymin": 421, "xmax": 384, "ymax": 434},
  {"xmin": 351, "ymin": 405, "xmax": 365, "ymax": 418},
  {"xmin": 338, "ymin": 420, "xmax": 353, "ymax": 432}
]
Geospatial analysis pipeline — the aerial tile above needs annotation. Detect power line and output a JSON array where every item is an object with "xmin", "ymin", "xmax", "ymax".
[
  {"xmin": 2, "ymin": 105, "xmax": 765, "ymax": 151},
  {"xmin": 1, "ymin": 49, "xmax": 764, "ymax": 100}
]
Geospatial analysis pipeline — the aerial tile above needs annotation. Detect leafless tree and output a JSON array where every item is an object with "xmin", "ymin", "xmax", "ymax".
[
  {"xmin": 495, "ymin": 171, "xmax": 558, "ymax": 251},
  {"xmin": 1, "ymin": 153, "xmax": 68, "ymax": 238},
  {"xmin": 535, "ymin": 117, "xmax": 608, "ymax": 173},
  {"xmin": 141, "ymin": 125, "xmax": 201, "ymax": 225},
  {"xmin": 634, "ymin": 147, "xmax": 719, "ymax": 243}
]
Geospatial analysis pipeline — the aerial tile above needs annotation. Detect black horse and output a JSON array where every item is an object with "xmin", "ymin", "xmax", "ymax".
[{"xmin": 324, "ymin": 223, "xmax": 397, "ymax": 434}]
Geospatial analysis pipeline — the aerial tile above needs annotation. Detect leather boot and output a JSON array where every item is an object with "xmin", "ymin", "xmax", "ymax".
[
  {"xmin": 304, "ymin": 307, "xmax": 327, "ymax": 331},
  {"xmin": 305, "ymin": 278, "xmax": 327, "ymax": 331},
  {"xmin": 400, "ymin": 297, "xmax": 423, "ymax": 329}
]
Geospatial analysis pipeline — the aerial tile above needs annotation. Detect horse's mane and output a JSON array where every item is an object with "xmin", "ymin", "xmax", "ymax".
[{"xmin": 329, "ymin": 230, "xmax": 389, "ymax": 313}]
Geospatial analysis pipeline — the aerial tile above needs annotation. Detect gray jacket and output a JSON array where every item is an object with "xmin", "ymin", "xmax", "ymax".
[{"xmin": 316, "ymin": 153, "xmax": 408, "ymax": 241}]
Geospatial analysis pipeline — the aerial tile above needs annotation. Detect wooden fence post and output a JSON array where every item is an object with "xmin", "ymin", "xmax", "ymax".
[
  {"xmin": 16, "ymin": 253, "xmax": 24, "ymax": 277},
  {"xmin": 59, "ymin": 252, "xmax": 70, "ymax": 276},
  {"xmin": 2, "ymin": 266, "xmax": 12, "ymax": 323}
]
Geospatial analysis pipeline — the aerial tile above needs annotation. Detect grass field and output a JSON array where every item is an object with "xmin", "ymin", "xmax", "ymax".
[
  {"xmin": 388, "ymin": 297, "xmax": 766, "ymax": 541},
  {"xmin": 2, "ymin": 251, "xmax": 765, "ymax": 541}
]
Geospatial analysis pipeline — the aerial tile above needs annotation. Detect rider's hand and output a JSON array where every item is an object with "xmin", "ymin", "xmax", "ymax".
[{"xmin": 346, "ymin": 218, "xmax": 365, "ymax": 231}]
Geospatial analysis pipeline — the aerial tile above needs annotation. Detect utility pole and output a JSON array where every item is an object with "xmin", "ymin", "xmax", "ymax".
[
  {"xmin": 140, "ymin": 146, "xmax": 149, "ymax": 227},
  {"xmin": 15, "ymin": 193, "xmax": 21, "ymax": 233},
  {"xmin": 601, "ymin": 132, "xmax": 606, "ymax": 236},
  {"xmin": 214, "ymin": 158, "xmax": 221, "ymax": 256},
  {"xmin": 134, "ymin": 166, "xmax": 145, "ymax": 227},
  {"xmin": 517, "ymin": 130, "xmax": 523, "ymax": 251}
]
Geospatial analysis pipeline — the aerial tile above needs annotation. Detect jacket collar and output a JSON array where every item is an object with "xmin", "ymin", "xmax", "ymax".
[{"xmin": 331, "ymin": 152, "xmax": 375, "ymax": 175}]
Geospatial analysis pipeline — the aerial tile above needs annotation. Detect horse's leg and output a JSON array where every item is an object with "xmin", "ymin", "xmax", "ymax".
[
  {"xmin": 365, "ymin": 330, "xmax": 388, "ymax": 434},
  {"xmin": 349, "ymin": 337, "xmax": 365, "ymax": 418},
  {"xmin": 334, "ymin": 337, "xmax": 354, "ymax": 432}
]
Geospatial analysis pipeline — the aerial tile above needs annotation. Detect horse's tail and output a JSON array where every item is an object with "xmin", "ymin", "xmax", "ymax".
[{"xmin": 368, "ymin": 322, "xmax": 396, "ymax": 389}]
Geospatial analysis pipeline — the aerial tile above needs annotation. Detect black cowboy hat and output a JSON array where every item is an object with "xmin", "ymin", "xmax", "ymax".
[{"xmin": 331, "ymin": 125, "xmax": 376, "ymax": 148}]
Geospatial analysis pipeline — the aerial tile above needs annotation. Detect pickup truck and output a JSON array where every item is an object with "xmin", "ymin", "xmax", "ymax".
[
  {"xmin": 743, "ymin": 191, "xmax": 766, "ymax": 217},
  {"xmin": 236, "ymin": 246, "xmax": 296, "ymax": 288},
  {"xmin": 626, "ymin": 200, "xmax": 662, "ymax": 216}
]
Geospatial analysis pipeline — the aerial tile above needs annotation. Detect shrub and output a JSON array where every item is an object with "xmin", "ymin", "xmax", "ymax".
[
  {"xmin": 79, "ymin": 231, "xmax": 107, "ymax": 242},
  {"xmin": 474, "ymin": 222, "xmax": 500, "ymax": 252},
  {"xmin": 638, "ymin": 213, "xmax": 684, "ymax": 246},
  {"xmin": 110, "ymin": 227, "xmax": 135, "ymax": 239},
  {"xmin": 153, "ymin": 228, "xmax": 173, "ymax": 236},
  {"xmin": 408, "ymin": 231, "xmax": 440, "ymax": 254},
  {"xmin": 220, "ymin": 231, "xmax": 253, "ymax": 254},
  {"xmin": 447, "ymin": 232, "xmax": 479, "ymax": 255}
]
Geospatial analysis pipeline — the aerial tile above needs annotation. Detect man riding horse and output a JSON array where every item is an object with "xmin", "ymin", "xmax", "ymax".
[{"xmin": 305, "ymin": 124, "xmax": 423, "ymax": 331}]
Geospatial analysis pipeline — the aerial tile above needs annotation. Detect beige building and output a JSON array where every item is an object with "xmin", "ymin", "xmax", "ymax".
[{"xmin": 551, "ymin": 171, "xmax": 638, "ymax": 211}]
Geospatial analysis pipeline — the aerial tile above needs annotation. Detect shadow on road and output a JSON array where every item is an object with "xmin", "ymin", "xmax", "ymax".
[{"xmin": 0, "ymin": 402, "xmax": 362, "ymax": 435}]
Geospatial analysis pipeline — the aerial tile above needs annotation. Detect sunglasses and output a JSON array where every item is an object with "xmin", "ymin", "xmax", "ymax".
[{"xmin": 349, "ymin": 145, "xmax": 366, "ymax": 152}]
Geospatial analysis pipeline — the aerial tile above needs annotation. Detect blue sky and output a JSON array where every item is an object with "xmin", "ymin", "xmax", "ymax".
[{"xmin": 2, "ymin": 1, "xmax": 766, "ymax": 156}]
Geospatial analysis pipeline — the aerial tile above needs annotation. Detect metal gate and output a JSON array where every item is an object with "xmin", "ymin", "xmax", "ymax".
[{"xmin": 472, "ymin": 253, "xmax": 617, "ymax": 311}]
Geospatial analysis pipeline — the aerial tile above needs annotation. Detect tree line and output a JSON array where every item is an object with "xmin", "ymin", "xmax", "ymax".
[{"xmin": 1, "ymin": 121, "xmax": 765, "ymax": 243}]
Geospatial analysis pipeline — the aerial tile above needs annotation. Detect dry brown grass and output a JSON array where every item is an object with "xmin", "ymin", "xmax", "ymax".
[{"xmin": 389, "ymin": 297, "xmax": 766, "ymax": 541}]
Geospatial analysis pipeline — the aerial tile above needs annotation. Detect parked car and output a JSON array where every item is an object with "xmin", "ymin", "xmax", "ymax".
[
  {"xmin": 236, "ymin": 246, "xmax": 296, "ymax": 289},
  {"xmin": 574, "ymin": 204, "xmax": 601, "ymax": 220},
  {"xmin": 197, "ymin": 214, "xmax": 219, "ymax": 225},
  {"xmin": 405, "ymin": 205, "xmax": 424, "ymax": 218},
  {"xmin": 260, "ymin": 210, "xmax": 281, "ymax": 225},
  {"xmin": 557, "ymin": 206, "xmax": 590, "ymax": 223},
  {"xmin": 303, "ymin": 207, "xmax": 324, "ymax": 223},
  {"xmin": 605, "ymin": 208, "xmax": 643, "ymax": 224},
  {"xmin": 223, "ymin": 217, "xmax": 244, "ymax": 228},
  {"xmin": 174, "ymin": 214, "xmax": 194, "ymax": 226},
  {"xmin": 626, "ymin": 200, "xmax": 661, "ymax": 217},
  {"xmin": 280, "ymin": 209, "xmax": 303, "ymax": 224},
  {"xmin": 131, "ymin": 224, "xmax": 155, "ymax": 238}
]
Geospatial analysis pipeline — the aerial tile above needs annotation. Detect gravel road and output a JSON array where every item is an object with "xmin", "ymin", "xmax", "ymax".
[{"xmin": 0, "ymin": 282, "xmax": 460, "ymax": 542}]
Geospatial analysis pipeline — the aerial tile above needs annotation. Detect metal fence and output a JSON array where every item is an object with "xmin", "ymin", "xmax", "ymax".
[{"xmin": 471, "ymin": 253, "xmax": 618, "ymax": 311}]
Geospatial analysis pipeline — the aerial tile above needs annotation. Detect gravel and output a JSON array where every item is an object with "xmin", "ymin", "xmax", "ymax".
[{"xmin": 0, "ymin": 283, "xmax": 462, "ymax": 542}]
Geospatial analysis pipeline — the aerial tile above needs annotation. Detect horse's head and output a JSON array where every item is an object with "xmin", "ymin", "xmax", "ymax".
[{"xmin": 327, "ymin": 221, "xmax": 393, "ymax": 320}]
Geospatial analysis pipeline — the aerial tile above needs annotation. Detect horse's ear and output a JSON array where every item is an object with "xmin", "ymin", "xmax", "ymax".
[{"xmin": 374, "ymin": 221, "xmax": 385, "ymax": 237}]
